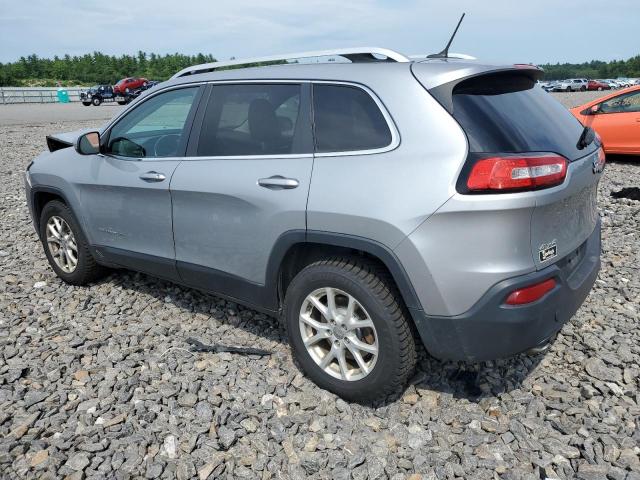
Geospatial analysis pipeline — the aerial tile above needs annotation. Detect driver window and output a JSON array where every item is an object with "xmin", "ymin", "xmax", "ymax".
[
  {"xmin": 108, "ymin": 87, "xmax": 198, "ymax": 158},
  {"xmin": 600, "ymin": 91, "xmax": 640, "ymax": 114}
]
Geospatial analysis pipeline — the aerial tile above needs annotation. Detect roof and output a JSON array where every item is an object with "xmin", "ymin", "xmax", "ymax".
[{"xmin": 151, "ymin": 47, "xmax": 541, "ymax": 95}]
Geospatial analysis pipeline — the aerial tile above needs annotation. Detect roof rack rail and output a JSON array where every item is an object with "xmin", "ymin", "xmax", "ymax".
[
  {"xmin": 409, "ymin": 53, "xmax": 477, "ymax": 60},
  {"xmin": 171, "ymin": 47, "xmax": 411, "ymax": 78}
]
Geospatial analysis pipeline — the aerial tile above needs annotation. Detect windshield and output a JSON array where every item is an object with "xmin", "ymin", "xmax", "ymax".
[{"xmin": 452, "ymin": 73, "xmax": 595, "ymax": 161}]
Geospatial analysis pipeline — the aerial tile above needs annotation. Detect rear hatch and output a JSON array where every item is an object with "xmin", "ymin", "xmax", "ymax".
[{"xmin": 415, "ymin": 65, "xmax": 602, "ymax": 270}]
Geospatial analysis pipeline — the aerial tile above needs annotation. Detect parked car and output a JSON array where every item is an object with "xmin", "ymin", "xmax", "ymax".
[
  {"xmin": 113, "ymin": 77, "xmax": 149, "ymax": 94},
  {"xmin": 25, "ymin": 48, "xmax": 604, "ymax": 401},
  {"xmin": 587, "ymin": 80, "xmax": 611, "ymax": 91},
  {"xmin": 79, "ymin": 85, "xmax": 126, "ymax": 106},
  {"xmin": 538, "ymin": 81, "xmax": 555, "ymax": 92},
  {"xmin": 603, "ymin": 79, "xmax": 621, "ymax": 89},
  {"xmin": 553, "ymin": 78, "xmax": 588, "ymax": 92},
  {"xmin": 571, "ymin": 85, "xmax": 640, "ymax": 155}
]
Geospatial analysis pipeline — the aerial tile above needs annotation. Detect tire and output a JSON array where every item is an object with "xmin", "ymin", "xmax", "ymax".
[
  {"xmin": 567, "ymin": 87, "xmax": 572, "ymax": 92},
  {"xmin": 92, "ymin": 96, "xmax": 102, "ymax": 106},
  {"xmin": 82, "ymin": 101, "xmax": 91, "ymax": 106},
  {"xmin": 117, "ymin": 100, "xmax": 127, "ymax": 105},
  {"xmin": 598, "ymin": 87, "xmax": 603, "ymax": 91},
  {"xmin": 283, "ymin": 257, "xmax": 416, "ymax": 403},
  {"xmin": 580, "ymin": 86, "xmax": 586, "ymax": 91},
  {"xmin": 39, "ymin": 200, "xmax": 105, "ymax": 286}
]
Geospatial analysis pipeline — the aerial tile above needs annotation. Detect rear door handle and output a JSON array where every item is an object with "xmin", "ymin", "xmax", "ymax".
[
  {"xmin": 258, "ymin": 175, "xmax": 299, "ymax": 190},
  {"xmin": 139, "ymin": 171, "xmax": 166, "ymax": 182}
]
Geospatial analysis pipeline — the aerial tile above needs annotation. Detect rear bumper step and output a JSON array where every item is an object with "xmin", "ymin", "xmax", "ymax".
[{"xmin": 411, "ymin": 218, "xmax": 601, "ymax": 362}]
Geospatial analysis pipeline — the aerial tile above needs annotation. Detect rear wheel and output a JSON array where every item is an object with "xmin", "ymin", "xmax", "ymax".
[
  {"xmin": 283, "ymin": 257, "xmax": 416, "ymax": 403},
  {"xmin": 82, "ymin": 101, "xmax": 91, "ymax": 106},
  {"xmin": 117, "ymin": 100, "xmax": 127, "ymax": 105},
  {"xmin": 39, "ymin": 201, "xmax": 105, "ymax": 285},
  {"xmin": 598, "ymin": 87, "xmax": 603, "ymax": 91}
]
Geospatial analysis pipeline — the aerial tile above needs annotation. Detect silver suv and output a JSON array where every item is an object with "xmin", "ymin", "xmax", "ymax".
[{"xmin": 25, "ymin": 48, "xmax": 604, "ymax": 402}]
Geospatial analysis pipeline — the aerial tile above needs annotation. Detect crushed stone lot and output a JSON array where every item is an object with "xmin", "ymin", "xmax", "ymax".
[{"xmin": 1, "ymin": 106, "xmax": 639, "ymax": 479}]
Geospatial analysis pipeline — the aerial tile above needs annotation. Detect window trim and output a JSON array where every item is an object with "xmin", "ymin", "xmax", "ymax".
[
  {"xmin": 186, "ymin": 81, "xmax": 313, "ymax": 160},
  {"xmin": 101, "ymin": 84, "xmax": 204, "ymax": 161},
  {"xmin": 102, "ymin": 82, "xmax": 206, "ymax": 135},
  {"xmin": 183, "ymin": 79, "xmax": 399, "ymax": 160},
  {"xmin": 103, "ymin": 79, "xmax": 400, "ymax": 161},
  {"xmin": 311, "ymin": 81, "xmax": 400, "ymax": 157}
]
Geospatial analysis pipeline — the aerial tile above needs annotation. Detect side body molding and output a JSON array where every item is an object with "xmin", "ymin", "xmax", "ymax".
[{"xmin": 86, "ymin": 230, "xmax": 423, "ymax": 320}]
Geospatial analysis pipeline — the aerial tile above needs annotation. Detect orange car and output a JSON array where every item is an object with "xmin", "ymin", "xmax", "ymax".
[{"xmin": 570, "ymin": 85, "xmax": 640, "ymax": 155}]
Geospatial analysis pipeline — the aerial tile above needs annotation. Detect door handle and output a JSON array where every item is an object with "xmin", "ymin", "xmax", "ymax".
[
  {"xmin": 258, "ymin": 175, "xmax": 299, "ymax": 190},
  {"xmin": 139, "ymin": 171, "xmax": 166, "ymax": 182}
]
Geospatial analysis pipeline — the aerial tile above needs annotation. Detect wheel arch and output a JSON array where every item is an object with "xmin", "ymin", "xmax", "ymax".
[
  {"xmin": 268, "ymin": 231, "xmax": 423, "ymax": 314},
  {"xmin": 30, "ymin": 187, "xmax": 87, "ymax": 242}
]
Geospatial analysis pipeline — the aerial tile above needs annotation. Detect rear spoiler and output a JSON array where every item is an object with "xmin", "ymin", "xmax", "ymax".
[{"xmin": 412, "ymin": 62, "xmax": 543, "ymax": 113}]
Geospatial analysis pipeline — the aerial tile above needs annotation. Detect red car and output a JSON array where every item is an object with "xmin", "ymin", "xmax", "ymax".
[
  {"xmin": 113, "ymin": 77, "xmax": 148, "ymax": 94},
  {"xmin": 587, "ymin": 80, "xmax": 611, "ymax": 91}
]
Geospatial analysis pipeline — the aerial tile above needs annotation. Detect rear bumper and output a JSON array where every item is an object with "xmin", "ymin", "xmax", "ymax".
[{"xmin": 411, "ymin": 219, "xmax": 601, "ymax": 362}]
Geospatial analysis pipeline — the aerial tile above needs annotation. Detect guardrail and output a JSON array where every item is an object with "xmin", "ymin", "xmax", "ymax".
[{"xmin": 0, "ymin": 87, "xmax": 88, "ymax": 104}]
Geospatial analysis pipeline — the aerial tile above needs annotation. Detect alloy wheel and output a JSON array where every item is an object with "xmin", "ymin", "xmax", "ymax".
[
  {"xmin": 46, "ymin": 216, "xmax": 78, "ymax": 273},
  {"xmin": 299, "ymin": 287, "xmax": 378, "ymax": 381}
]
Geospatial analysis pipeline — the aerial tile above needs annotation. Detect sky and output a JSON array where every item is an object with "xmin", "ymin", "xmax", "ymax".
[{"xmin": 0, "ymin": 0, "xmax": 638, "ymax": 65}]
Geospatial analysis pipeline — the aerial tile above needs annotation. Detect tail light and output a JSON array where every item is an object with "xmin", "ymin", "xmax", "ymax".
[
  {"xmin": 465, "ymin": 153, "xmax": 568, "ymax": 193},
  {"xmin": 505, "ymin": 278, "xmax": 556, "ymax": 305},
  {"xmin": 593, "ymin": 145, "xmax": 606, "ymax": 173}
]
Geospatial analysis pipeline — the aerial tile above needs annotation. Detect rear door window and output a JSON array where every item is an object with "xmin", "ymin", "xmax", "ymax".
[
  {"xmin": 451, "ymin": 74, "xmax": 592, "ymax": 160},
  {"xmin": 312, "ymin": 84, "xmax": 392, "ymax": 153},
  {"xmin": 197, "ymin": 83, "xmax": 310, "ymax": 156}
]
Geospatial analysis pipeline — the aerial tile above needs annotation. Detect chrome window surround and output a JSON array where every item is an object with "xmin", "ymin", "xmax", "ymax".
[{"xmin": 101, "ymin": 80, "xmax": 400, "ymax": 161}]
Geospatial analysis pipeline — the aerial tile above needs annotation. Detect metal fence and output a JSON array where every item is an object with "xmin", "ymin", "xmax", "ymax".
[{"xmin": 0, "ymin": 87, "xmax": 87, "ymax": 104}]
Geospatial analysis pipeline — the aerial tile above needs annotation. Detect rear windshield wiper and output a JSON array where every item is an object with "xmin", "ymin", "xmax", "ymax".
[{"xmin": 577, "ymin": 126, "xmax": 596, "ymax": 150}]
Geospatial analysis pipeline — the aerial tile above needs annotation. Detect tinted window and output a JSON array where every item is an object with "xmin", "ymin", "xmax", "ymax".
[
  {"xmin": 313, "ymin": 84, "xmax": 392, "ymax": 153},
  {"xmin": 600, "ymin": 91, "xmax": 640, "ymax": 113},
  {"xmin": 197, "ymin": 84, "xmax": 305, "ymax": 156},
  {"xmin": 452, "ymin": 74, "xmax": 591, "ymax": 161},
  {"xmin": 108, "ymin": 87, "xmax": 198, "ymax": 158}
]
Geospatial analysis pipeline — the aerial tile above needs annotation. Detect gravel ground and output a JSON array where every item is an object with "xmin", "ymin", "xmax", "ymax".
[
  {"xmin": 1, "ymin": 108, "xmax": 639, "ymax": 479},
  {"xmin": 550, "ymin": 90, "xmax": 614, "ymax": 109}
]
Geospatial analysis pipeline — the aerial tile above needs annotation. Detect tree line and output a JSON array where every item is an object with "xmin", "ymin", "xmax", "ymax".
[
  {"xmin": 0, "ymin": 52, "xmax": 217, "ymax": 87},
  {"xmin": 1, "ymin": 51, "xmax": 639, "ymax": 86},
  {"xmin": 539, "ymin": 55, "xmax": 640, "ymax": 80}
]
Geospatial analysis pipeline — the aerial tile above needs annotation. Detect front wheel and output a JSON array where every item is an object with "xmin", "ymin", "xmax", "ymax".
[
  {"xmin": 283, "ymin": 258, "xmax": 416, "ymax": 403},
  {"xmin": 39, "ymin": 201, "xmax": 105, "ymax": 285},
  {"xmin": 580, "ymin": 86, "xmax": 586, "ymax": 91},
  {"xmin": 92, "ymin": 96, "xmax": 102, "ymax": 106},
  {"xmin": 82, "ymin": 101, "xmax": 91, "ymax": 106}
]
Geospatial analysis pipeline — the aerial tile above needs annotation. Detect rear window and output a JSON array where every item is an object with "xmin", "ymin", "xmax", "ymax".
[
  {"xmin": 452, "ymin": 74, "xmax": 591, "ymax": 160},
  {"xmin": 313, "ymin": 84, "xmax": 392, "ymax": 153}
]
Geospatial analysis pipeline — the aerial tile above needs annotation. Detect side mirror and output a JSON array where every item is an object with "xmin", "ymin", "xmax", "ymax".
[{"xmin": 76, "ymin": 131, "xmax": 101, "ymax": 155}]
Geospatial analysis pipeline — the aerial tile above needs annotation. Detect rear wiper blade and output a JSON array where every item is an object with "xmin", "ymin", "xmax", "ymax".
[{"xmin": 577, "ymin": 126, "xmax": 596, "ymax": 150}]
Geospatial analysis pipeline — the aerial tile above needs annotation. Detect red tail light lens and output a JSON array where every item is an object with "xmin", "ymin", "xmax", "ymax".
[
  {"xmin": 466, "ymin": 154, "xmax": 568, "ymax": 192},
  {"xmin": 505, "ymin": 278, "xmax": 556, "ymax": 305}
]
